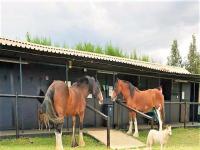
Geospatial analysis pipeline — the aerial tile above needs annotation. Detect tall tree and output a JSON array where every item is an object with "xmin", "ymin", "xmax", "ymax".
[
  {"xmin": 167, "ymin": 40, "xmax": 182, "ymax": 67},
  {"xmin": 186, "ymin": 35, "xmax": 200, "ymax": 74}
]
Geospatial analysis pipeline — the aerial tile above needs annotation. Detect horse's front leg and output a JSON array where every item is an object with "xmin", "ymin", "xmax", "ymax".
[
  {"xmin": 132, "ymin": 113, "xmax": 139, "ymax": 137},
  {"xmin": 160, "ymin": 144, "xmax": 163, "ymax": 150},
  {"xmin": 38, "ymin": 121, "xmax": 41, "ymax": 130},
  {"xmin": 48, "ymin": 121, "xmax": 50, "ymax": 132},
  {"xmin": 127, "ymin": 112, "xmax": 133, "ymax": 135},
  {"xmin": 71, "ymin": 116, "xmax": 78, "ymax": 147},
  {"xmin": 156, "ymin": 107, "xmax": 162, "ymax": 131},
  {"xmin": 55, "ymin": 123, "xmax": 64, "ymax": 150},
  {"xmin": 79, "ymin": 113, "xmax": 85, "ymax": 146}
]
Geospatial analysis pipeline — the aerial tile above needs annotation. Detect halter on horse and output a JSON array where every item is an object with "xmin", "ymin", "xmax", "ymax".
[
  {"xmin": 111, "ymin": 79, "xmax": 165, "ymax": 137},
  {"xmin": 42, "ymin": 76, "xmax": 103, "ymax": 150}
]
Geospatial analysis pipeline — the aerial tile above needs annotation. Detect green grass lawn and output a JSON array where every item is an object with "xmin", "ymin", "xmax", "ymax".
[
  {"xmin": 0, "ymin": 134, "xmax": 105, "ymax": 150},
  {"xmin": 0, "ymin": 128, "xmax": 199, "ymax": 150}
]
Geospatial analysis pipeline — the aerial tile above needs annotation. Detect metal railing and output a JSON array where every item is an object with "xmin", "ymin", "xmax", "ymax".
[
  {"xmin": 0, "ymin": 92, "xmax": 199, "ymax": 145},
  {"xmin": 0, "ymin": 93, "xmax": 45, "ymax": 138},
  {"xmin": 115, "ymin": 99, "xmax": 200, "ymax": 129},
  {"xmin": 164, "ymin": 101, "xmax": 200, "ymax": 128},
  {"xmin": 115, "ymin": 99, "xmax": 154, "ymax": 129},
  {"xmin": 86, "ymin": 104, "xmax": 110, "ymax": 148}
]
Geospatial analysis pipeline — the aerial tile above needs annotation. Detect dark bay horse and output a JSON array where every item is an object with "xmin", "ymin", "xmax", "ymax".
[
  {"xmin": 111, "ymin": 79, "xmax": 164, "ymax": 137},
  {"xmin": 42, "ymin": 76, "xmax": 103, "ymax": 150}
]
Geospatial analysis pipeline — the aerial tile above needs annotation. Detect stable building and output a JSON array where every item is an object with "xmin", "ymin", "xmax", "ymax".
[{"xmin": 0, "ymin": 37, "xmax": 200, "ymax": 131}]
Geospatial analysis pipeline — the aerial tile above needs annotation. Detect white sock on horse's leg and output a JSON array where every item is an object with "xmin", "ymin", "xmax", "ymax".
[
  {"xmin": 156, "ymin": 108, "xmax": 162, "ymax": 131},
  {"xmin": 127, "ymin": 120, "xmax": 133, "ymax": 135},
  {"xmin": 38, "ymin": 122, "xmax": 40, "ymax": 130},
  {"xmin": 133, "ymin": 117, "xmax": 139, "ymax": 137},
  {"xmin": 55, "ymin": 131, "xmax": 64, "ymax": 150},
  {"xmin": 79, "ymin": 131, "xmax": 85, "ymax": 146}
]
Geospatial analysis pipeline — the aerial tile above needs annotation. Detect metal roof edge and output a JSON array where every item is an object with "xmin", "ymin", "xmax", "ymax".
[{"xmin": 0, "ymin": 37, "xmax": 192, "ymax": 75}]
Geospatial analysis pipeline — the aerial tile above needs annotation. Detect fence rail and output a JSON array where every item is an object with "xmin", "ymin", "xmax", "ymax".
[
  {"xmin": 115, "ymin": 100, "xmax": 154, "ymax": 129},
  {"xmin": 118, "ymin": 99, "xmax": 200, "ymax": 129},
  {"xmin": 0, "ymin": 93, "xmax": 199, "ymax": 142},
  {"xmin": 86, "ymin": 104, "xmax": 110, "ymax": 148},
  {"xmin": 0, "ymin": 93, "xmax": 45, "ymax": 138}
]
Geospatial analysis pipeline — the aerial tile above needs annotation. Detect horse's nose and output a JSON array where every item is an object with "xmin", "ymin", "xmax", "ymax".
[
  {"xmin": 98, "ymin": 93, "xmax": 104, "ymax": 105},
  {"xmin": 99, "ymin": 100, "xmax": 103, "ymax": 105},
  {"xmin": 111, "ymin": 97, "xmax": 116, "ymax": 101},
  {"xmin": 111, "ymin": 92, "xmax": 117, "ymax": 101}
]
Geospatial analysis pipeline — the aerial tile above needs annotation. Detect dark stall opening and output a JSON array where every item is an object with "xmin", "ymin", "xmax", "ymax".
[
  {"xmin": 160, "ymin": 79, "xmax": 172, "ymax": 101},
  {"xmin": 160, "ymin": 79, "xmax": 172, "ymax": 123},
  {"xmin": 190, "ymin": 83, "xmax": 199, "ymax": 122}
]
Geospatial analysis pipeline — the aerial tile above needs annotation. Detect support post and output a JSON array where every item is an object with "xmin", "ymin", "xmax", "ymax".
[
  {"xmin": 94, "ymin": 72, "xmax": 97, "ymax": 127},
  {"xmin": 184, "ymin": 100, "xmax": 187, "ymax": 128},
  {"xmin": 170, "ymin": 79, "xmax": 173, "ymax": 122},
  {"xmin": 158, "ymin": 77, "xmax": 161, "ymax": 87},
  {"xmin": 112, "ymin": 73, "xmax": 116, "ymax": 129},
  {"xmin": 19, "ymin": 57, "xmax": 23, "ymax": 94},
  {"xmin": 192, "ymin": 82, "xmax": 195, "ymax": 124},
  {"xmin": 65, "ymin": 64, "xmax": 69, "ymax": 131},
  {"xmin": 107, "ymin": 117, "xmax": 110, "ymax": 148},
  {"xmin": 15, "ymin": 92, "xmax": 19, "ymax": 138},
  {"xmin": 117, "ymin": 103, "xmax": 120, "ymax": 129},
  {"xmin": 65, "ymin": 64, "xmax": 68, "ymax": 82}
]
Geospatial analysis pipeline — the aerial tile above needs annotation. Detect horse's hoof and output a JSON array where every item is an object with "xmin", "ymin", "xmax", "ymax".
[
  {"xmin": 71, "ymin": 142, "xmax": 79, "ymax": 147},
  {"xmin": 133, "ymin": 133, "xmax": 139, "ymax": 137},
  {"xmin": 126, "ymin": 131, "xmax": 132, "ymax": 135},
  {"xmin": 79, "ymin": 140, "xmax": 85, "ymax": 147},
  {"xmin": 56, "ymin": 146, "xmax": 64, "ymax": 150}
]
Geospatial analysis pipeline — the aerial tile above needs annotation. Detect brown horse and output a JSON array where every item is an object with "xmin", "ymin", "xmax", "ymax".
[
  {"xmin": 111, "ymin": 79, "xmax": 165, "ymax": 137},
  {"xmin": 41, "ymin": 76, "xmax": 103, "ymax": 150}
]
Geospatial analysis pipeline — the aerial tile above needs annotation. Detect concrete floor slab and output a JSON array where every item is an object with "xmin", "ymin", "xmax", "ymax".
[{"xmin": 87, "ymin": 128, "xmax": 145, "ymax": 149}]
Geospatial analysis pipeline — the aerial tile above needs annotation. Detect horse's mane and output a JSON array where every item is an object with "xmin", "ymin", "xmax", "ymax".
[
  {"xmin": 122, "ymin": 80, "xmax": 136, "ymax": 97},
  {"xmin": 75, "ymin": 76, "xmax": 94, "ymax": 92}
]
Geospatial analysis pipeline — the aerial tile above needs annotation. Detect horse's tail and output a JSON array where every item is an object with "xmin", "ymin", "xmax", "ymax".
[{"xmin": 41, "ymin": 83, "xmax": 64, "ymax": 125}]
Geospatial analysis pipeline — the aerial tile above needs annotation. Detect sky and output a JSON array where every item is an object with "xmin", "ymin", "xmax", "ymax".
[{"xmin": 1, "ymin": 0, "xmax": 199, "ymax": 64}]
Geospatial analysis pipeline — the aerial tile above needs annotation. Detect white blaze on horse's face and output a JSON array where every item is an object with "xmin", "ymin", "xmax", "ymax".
[
  {"xmin": 111, "ymin": 91, "xmax": 117, "ymax": 101},
  {"xmin": 98, "ymin": 92, "xmax": 104, "ymax": 105}
]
